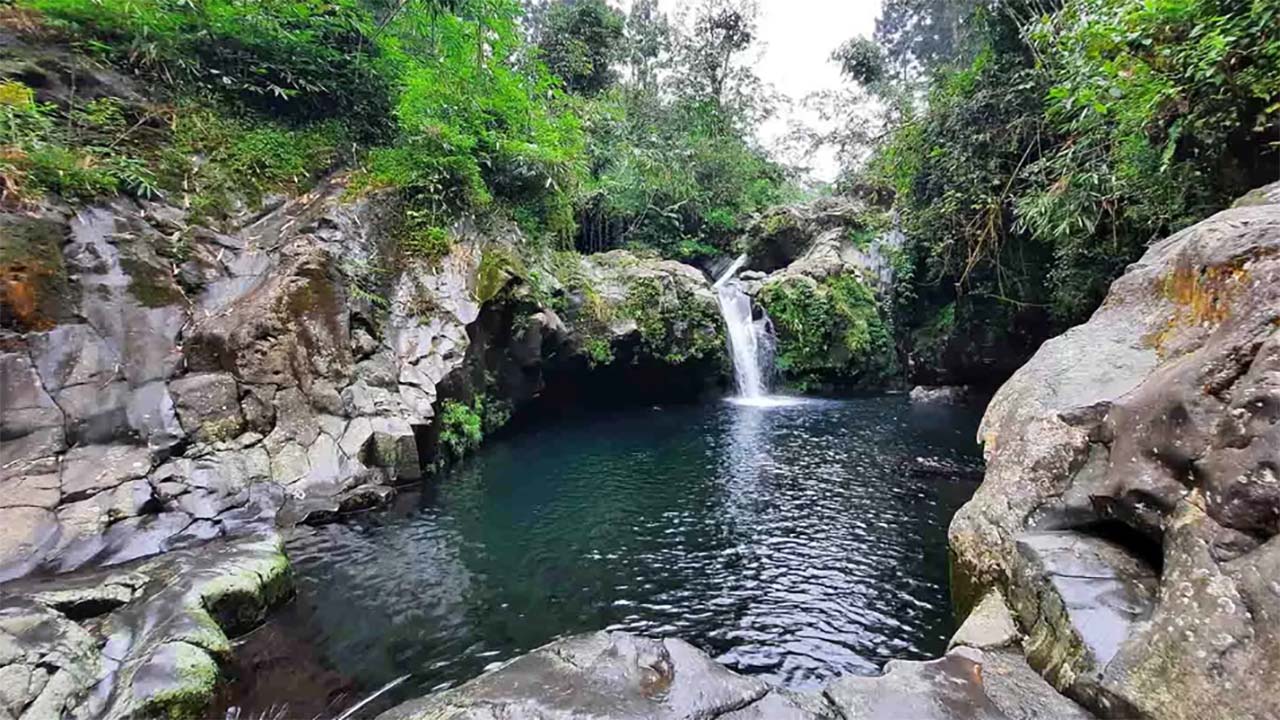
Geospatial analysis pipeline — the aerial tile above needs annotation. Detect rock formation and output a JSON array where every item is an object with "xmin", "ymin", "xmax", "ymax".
[
  {"xmin": 0, "ymin": 174, "xmax": 726, "ymax": 716},
  {"xmin": 951, "ymin": 181, "xmax": 1280, "ymax": 720}
]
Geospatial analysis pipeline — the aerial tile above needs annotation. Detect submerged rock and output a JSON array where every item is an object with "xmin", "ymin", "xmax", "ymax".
[{"xmin": 909, "ymin": 385, "xmax": 971, "ymax": 404}]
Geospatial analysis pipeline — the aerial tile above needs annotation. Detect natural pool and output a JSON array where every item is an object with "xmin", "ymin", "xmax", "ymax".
[{"xmin": 232, "ymin": 395, "xmax": 984, "ymax": 715}]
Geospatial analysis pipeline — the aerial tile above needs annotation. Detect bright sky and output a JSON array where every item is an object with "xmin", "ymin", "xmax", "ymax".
[
  {"xmin": 750, "ymin": 0, "xmax": 881, "ymax": 180},
  {"xmin": 621, "ymin": 0, "xmax": 884, "ymax": 181}
]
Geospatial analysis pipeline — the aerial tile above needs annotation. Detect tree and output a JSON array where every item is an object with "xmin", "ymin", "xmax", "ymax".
[
  {"xmin": 832, "ymin": 36, "xmax": 888, "ymax": 86},
  {"xmin": 669, "ymin": 0, "xmax": 770, "ymax": 124},
  {"xmin": 623, "ymin": 0, "xmax": 670, "ymax": 92},
  {"xmin": 530, "ymin": 0, "xmax": 626, "ymax": 95},
  {"xmin": 874, "ymin": 0, "xmax": 982, "ymax": 77}
]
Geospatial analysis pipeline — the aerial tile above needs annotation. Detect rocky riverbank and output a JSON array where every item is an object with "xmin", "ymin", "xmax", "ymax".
[
  {"xmin": 949, "ymin": 180, "xmax": 1280, "ymax": 720},
  {"xmin": 0, "ymin": 171, "xmax": 727, "ymax": 717}
]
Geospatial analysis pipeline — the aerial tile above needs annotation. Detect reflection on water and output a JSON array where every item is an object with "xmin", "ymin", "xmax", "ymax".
[{"xmin": 282, "ymin": 395, "xmax": 985, "ymax": 708}]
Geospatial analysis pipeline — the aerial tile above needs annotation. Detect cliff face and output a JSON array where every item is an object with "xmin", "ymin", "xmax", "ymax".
[
  {"xmin": 951, "ymin": 181, "xmax": 1280, "ymax": 719},
  {"xmin": 0, "ymin": 177, "xmax": 726, "ymax": 717}
]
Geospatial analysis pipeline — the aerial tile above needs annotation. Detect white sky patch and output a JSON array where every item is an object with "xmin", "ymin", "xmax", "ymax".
[
  {"xmin": 617, "ymin": 0, "xmax": 883, "ymax": 182},
  {"xmin": 753, "ymin": 0, "xmax": 881, "ymax": 181}
]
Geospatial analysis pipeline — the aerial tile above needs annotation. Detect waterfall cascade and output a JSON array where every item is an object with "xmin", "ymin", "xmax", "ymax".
[{"xmin": 713, "ymin": 255, "xmax": 776, "ymax": 401}]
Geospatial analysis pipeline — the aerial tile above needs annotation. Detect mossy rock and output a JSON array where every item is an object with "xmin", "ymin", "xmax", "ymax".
[
  {"xmin": 134, "ymin": 641, "xmax": 220, "ymax": 720},
  {"xmin": 196, "ymin": 543, "xmax": 293, "ymax": 637},
  {"xmin": 758, "ymin": 272, "xmax": 898, "ymax": 391},
  {"xmin": 620, "ymin": 277, "xmax": 725, "ymax": 367},
  {"xmin": 0, "ymin": 214, "xmax": 72, "ymax": 331},
  {"xmin": 120, "ymin": 254, "xmax": 185, "ymax": 308}
]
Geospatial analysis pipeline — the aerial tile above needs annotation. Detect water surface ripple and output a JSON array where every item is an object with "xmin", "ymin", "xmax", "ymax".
[{"xmin": 285, "ymin": 396, "xmax": 984, "ymax": 701}]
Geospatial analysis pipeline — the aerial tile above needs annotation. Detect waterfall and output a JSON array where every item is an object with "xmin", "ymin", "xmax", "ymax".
[{"xmin": 714, "ymin": 255, "xmax": 774, "ymax": 400}]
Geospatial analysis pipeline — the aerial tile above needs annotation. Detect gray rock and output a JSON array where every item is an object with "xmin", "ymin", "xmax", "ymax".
[
  {"xmin": 0, "ymin": 508, "xmax": 60, "ymax": 583},
  {"xmin": 949, "ymin": 589, "xmax": 1020, "ymax": 652},
  {"xmin": 0, "ymin": 474, "xmax": 59, "ymax": 510},
  {"xmin": 909, "ymin": 385, "xmax": 970, "ymax": 404},
  {"xmin": 124, "ymin": 380, "xmax": 184, "ymax": 451},
  {"xmin": 169, "ymin": 372, "xmax": 245, "ymax": 442},
  {"xmin": 28, "ymin": 324, "xmax": 119, "ymax": 393},
  {"xmin": 59, "ymin": 444, "xmax": 153, "ymax": 502},
  {"xmin": 0, "ymin": 353, "xmax": 63, "ymax": 439},
  {"xmin": 0, "ymin": 534, "xmax": 291, "ymax": 720},
  {"xmin": 0, "ymin": 429, "xmax": 65, "ymax": 479},
  {"xmin": 952, "ymin": 185, "xmax": 1280, "ymax": 720},
  {"xmin": 55, "ymin": 380, "xmax": 130, "ymax": 445},
  {"xmin": 376, "ymin": 632, "xmax": 770, "ymax": 720},
  {"xmin": 826, "ymin": 652, "xmax": 1008, "ymax": 720}
]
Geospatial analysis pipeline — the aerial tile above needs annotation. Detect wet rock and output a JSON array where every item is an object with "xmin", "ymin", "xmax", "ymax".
[
  {"xmin": 0, "ymin": 597, "xmax": 101, "ymax": 719},
  {"xmin": 0, "ymin": 534, "xmax": 292, "ymax": 720},
  {"xmin": 910, "ymin": 385, "xmax": 970, "ymax": 404},
  {"xmin": 128, "ymin": 640, "xmax": 219, "ymax": 720},
  {"xmin": 1007, "ymin": 532, "xmax": 1158, "ymax": 709},
  {"xmin": 376, "ymin": 632, "xmax": 770, "ymax": 720},
  {"xmin": 718, "ymin": 690, "xmax": 834, "ymax": 720},
  {"xmin": 124, "ymin": 380, "xmax": 185, "ymax": 451},
  {"xmin": 0, "ymin": 508, "xmax": 60, "ymax": 583}
]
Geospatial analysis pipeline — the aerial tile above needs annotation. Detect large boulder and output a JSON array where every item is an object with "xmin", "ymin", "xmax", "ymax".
[
  {"xmin": 951, "ymin": 181, "xmax": 1280, "ymax": 720},
  {"xmin": 377, "ymin": 623, "xmax": 1094, "ymax": 720}
]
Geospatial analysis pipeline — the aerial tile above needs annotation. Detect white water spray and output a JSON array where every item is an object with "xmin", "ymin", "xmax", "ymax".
[{"xmin": 714, "ymin": 255, "xmax": 775, "ymax": 401}]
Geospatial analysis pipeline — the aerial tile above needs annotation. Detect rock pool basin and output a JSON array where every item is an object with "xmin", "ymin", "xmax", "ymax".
[{"xmin": 234, "ymin": 395, "xmax": 985, "ymax": 715}]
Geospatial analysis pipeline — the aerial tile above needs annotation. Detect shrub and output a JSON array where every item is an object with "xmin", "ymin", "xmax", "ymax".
[
  {"xmin": 759, "ymin": 272, "xmax": 897, "ymax": 390},
  {"xmin": 28, "ymin": 0, "xmax": 394, "ymax": 140}
]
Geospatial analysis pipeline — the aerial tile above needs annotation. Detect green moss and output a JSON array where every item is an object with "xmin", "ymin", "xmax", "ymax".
[
  {"xmin": 761, "ymin": 211, "xmax": 795, "ymax": 236},
  {"xmin": 119, "ymin": 256, "xmax": 184, "ymax": 308},
  {"xmin": 476, "ymin": 245, "xmax": 529, "ymax": 304},
  {"xmin": 196, "ymin": 416, "xmax": 243, "ymax": 443},
  {"xmin": 137, "ymin": 642, "xmax": 219, "ymax": 720},
  {"xmin": 758, "ymin": 272, "xmax": 898, "ymax": 391},
  {"xmin": 172, "ymin": 608, "xmax": 232, "ymax": 660},
  {"xmin": 620, "ymin": 277, "xmax": 724, "ymax": 366},
  {"xmin": 196, "ymin": 544, "xmax": 292, "ymax": 637}
]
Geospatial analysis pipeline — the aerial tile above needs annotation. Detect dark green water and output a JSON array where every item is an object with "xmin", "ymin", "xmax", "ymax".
[{"xmin": 275, "ymin": 395, "xmax": 984, "ymax": 710}]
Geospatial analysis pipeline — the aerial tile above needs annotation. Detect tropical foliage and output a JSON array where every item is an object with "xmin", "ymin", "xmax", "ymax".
[
  {"xmin": 833, "ymin": 0, "xmax": 1280, "ymax": 380},
  {"xmin": 3, "ymin": 0, "xmax": 791, "ymax": 260}
]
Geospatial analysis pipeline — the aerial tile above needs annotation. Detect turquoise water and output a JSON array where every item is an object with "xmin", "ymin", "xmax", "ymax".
[{"xmin": 278, "ymin": 395, "xmax": 984, "ymax": 710}]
